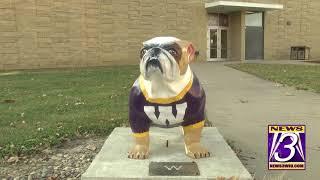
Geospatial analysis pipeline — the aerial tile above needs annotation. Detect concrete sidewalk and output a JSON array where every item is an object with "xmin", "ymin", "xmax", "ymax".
[{"xmin": 192, "ymin": 62, "xmax": 320, "ymax": 180}]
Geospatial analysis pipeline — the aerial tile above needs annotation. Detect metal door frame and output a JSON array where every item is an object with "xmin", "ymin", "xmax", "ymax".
[{"xmin": 207, "ymin": 26, "xmax": 228, "ymax": 61}]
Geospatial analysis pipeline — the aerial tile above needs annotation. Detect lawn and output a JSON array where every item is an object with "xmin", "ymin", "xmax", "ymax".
[
  {"xmin": 227, "ymin": 63, "xmax": 320, "ymax": 93},
  {"xmin": 0, "ymin": 66, "xmax": 139, "ymax": 157}
]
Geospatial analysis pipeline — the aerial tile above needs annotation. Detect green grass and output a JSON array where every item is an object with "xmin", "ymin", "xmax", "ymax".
[
  {"xmin": 0, "ymin": 66, "xmax": 139, "ymax": 157},
  {"xmin": 227, "ymin": 63, "xmax": 320, "ymax": 93}
]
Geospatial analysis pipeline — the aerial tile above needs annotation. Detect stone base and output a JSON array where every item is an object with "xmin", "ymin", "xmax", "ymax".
[{"xmin": 82, "ymin": 127, "xmax": 252, "ymax": 180}]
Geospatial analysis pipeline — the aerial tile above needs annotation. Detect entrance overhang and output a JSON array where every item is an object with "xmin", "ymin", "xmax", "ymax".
[{"xmin": 205, "ymin": 1, "xmax": 283, "ymax": 13}]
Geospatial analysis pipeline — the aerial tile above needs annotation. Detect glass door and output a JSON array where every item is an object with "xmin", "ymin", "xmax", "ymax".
[
  {"xmin": 209, "ymin": 29, "xmax": 218, "ymax": 59},
  {"xmin": 207, "ymin": 26, "xmax": 228, "ymax": 61},
  {"xmin": 221, "ymin": 29, "xmax": 228, "ymax": 59},
  {"xmin": 245, "ymin": 12, "xmax": 264, "ymax": 60}
]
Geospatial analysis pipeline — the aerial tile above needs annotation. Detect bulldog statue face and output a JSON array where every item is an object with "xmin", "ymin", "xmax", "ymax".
[
  {"xmin": 140, "ymin": 37, "xmax": 189, "ymax": 81},
  {"xmin": 128, "ymin": 37, "xmax": 210, "ymax": 159}
]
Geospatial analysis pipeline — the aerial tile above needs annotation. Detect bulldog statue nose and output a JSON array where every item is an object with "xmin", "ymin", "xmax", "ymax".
[
  {"xmin": 146, "ymin": 56, "xmax": 163, "ymax": 73},
  {"xmin": 149, "ymin": 47, "xmax": 161, "ymax": 57}
]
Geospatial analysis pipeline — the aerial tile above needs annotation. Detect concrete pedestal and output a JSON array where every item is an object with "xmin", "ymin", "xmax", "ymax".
[{"xmin": 82, "ymin": 127, "xmax": 252, "ymax": 180}]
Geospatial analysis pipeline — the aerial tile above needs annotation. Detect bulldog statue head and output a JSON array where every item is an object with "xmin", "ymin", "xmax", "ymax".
[
  {"xmin": 140, "ymin": 36, "xmax": 195, "ymax": 80},
  {"xmin": 128, "ymin": 37, "xmax": 209, "ymax": 159}
]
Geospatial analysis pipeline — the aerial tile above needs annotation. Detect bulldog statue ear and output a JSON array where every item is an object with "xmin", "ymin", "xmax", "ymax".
[{"xmin": 187, "ymin": 43, "xmax": 195, "ymax": 63}]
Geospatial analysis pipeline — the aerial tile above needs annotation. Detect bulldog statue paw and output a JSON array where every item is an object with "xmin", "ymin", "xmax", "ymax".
[
  {"xmin": 128, "ymin": 37, "xmax": 209, "ymax": 159},
  {"xmin": 128, "ymin": 134, "xmax": 149, "ymax": 159},
  {"xmin": 185, "ymin": 143, "xmax": 210, "ymax": 159},
  {"xmin": 183, "ymin": 124, "xmax": 210, "ymax": 159}
]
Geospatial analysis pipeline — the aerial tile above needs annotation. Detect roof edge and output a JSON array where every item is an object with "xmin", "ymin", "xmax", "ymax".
[{"xmin": 205, "ymin": 1, "xmax": 284, "ymax": 10}]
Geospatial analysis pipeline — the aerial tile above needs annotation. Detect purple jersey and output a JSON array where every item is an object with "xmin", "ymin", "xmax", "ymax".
[{"xmin": 129, "ymin": 73, "xmax": 205, "ymax": 134}]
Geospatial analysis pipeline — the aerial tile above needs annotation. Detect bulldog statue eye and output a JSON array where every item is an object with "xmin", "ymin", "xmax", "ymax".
[
  {"xmin": 140, "ymin": 48, "xmax": 148, "ymax": 58},
  {"xmin": 168, "ymin": 49, "xmax": 177, "ymax": 56}
]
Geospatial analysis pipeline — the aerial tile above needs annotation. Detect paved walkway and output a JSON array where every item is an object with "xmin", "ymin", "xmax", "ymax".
[
  {"xmin": 192, "ymin": 62, "xmax": 320, "ymax": 180},
  {"xmin": 225, "ymin": 60, "xmax": 320, "ymax": 66}
]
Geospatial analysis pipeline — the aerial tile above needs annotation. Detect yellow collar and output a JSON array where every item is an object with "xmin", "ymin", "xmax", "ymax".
[{"xmin": 139, "ymin": 69, "xmax": 193, "ymax": 104}]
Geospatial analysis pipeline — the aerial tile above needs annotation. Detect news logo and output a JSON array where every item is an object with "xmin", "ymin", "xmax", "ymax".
[{"xmin": 268, "ymin": 125, "xmax": 306, "ymax": 170}]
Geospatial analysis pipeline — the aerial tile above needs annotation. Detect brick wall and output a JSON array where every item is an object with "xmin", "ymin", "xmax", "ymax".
[
  {"xmin": 1, "ymin": 0, "xmax": 318, "ymax": 70},
  {"xmin": 265, "ymin": 0, "xmax": 318, "ymax": 60},
  {"xmin": 0, "ymin": 0, "xmax": 208, "ymax": 70}
]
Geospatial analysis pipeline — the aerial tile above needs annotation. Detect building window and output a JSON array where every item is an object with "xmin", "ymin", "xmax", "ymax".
[
  {"xmin": 208, "ymin": 13, "xmax": 229, "ymax": 27},
  {"xmin": 245, "ymin": 12, "xmax": 263, "ymax": 27},
  {"xmin": 219, "ymin": 14, "xmax": 228, "ymax": 27}
]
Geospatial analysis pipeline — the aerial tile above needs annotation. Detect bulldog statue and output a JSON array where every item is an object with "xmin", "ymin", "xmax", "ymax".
[{"xmin": 128, "ymin": 37, "xmax": 209, "ymax": 159}]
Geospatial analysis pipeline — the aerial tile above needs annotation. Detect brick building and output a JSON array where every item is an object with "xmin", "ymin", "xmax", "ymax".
[{"xmin": 0, "ymin": 0, "xmax": 318, "ymax": 70}]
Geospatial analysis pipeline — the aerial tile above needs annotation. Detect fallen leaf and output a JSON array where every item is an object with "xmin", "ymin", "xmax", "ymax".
[
  {"xmin": 86, "ymin": 144, "xmax": 97, "ymax": 151},
  {"xmin": 7, "ymin": 156, "xmax": 19, "ymax": 163},
  {"xmin": 239, "ymin": 99, "xmax": 248, "ymax": 103},
  {"xmin": 285, "ymin": 92, "xmax": 295, "ymax": 96},
  {"xmin": 3, "ymin": 99, "xmax": 15, "ymax": 103},
  {"xmin": 47, "ymin": 176, "xmax": 58, "ymax": 180},
  {"xmin": 42, "ymin": 148, "xmax": 52, "ymax": 154},
  {"xmin": 75, "ymin": 102, "xmax": 85, "ymax": 106}
]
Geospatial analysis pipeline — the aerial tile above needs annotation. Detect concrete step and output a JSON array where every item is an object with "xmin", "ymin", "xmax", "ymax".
[{"xmin": 82, "ymin": 127, "xmax": 252, "ymax": 180}]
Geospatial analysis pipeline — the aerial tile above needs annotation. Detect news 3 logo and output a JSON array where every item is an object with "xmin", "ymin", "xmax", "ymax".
[{"xmin": 268, "ymin": 125, "xmax": 306, "ymax": 170}]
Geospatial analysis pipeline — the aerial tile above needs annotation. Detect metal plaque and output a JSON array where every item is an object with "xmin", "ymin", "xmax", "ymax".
[{"xmin": 149, "ymin": 161, "xmax": 200, "ymax": 176}]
